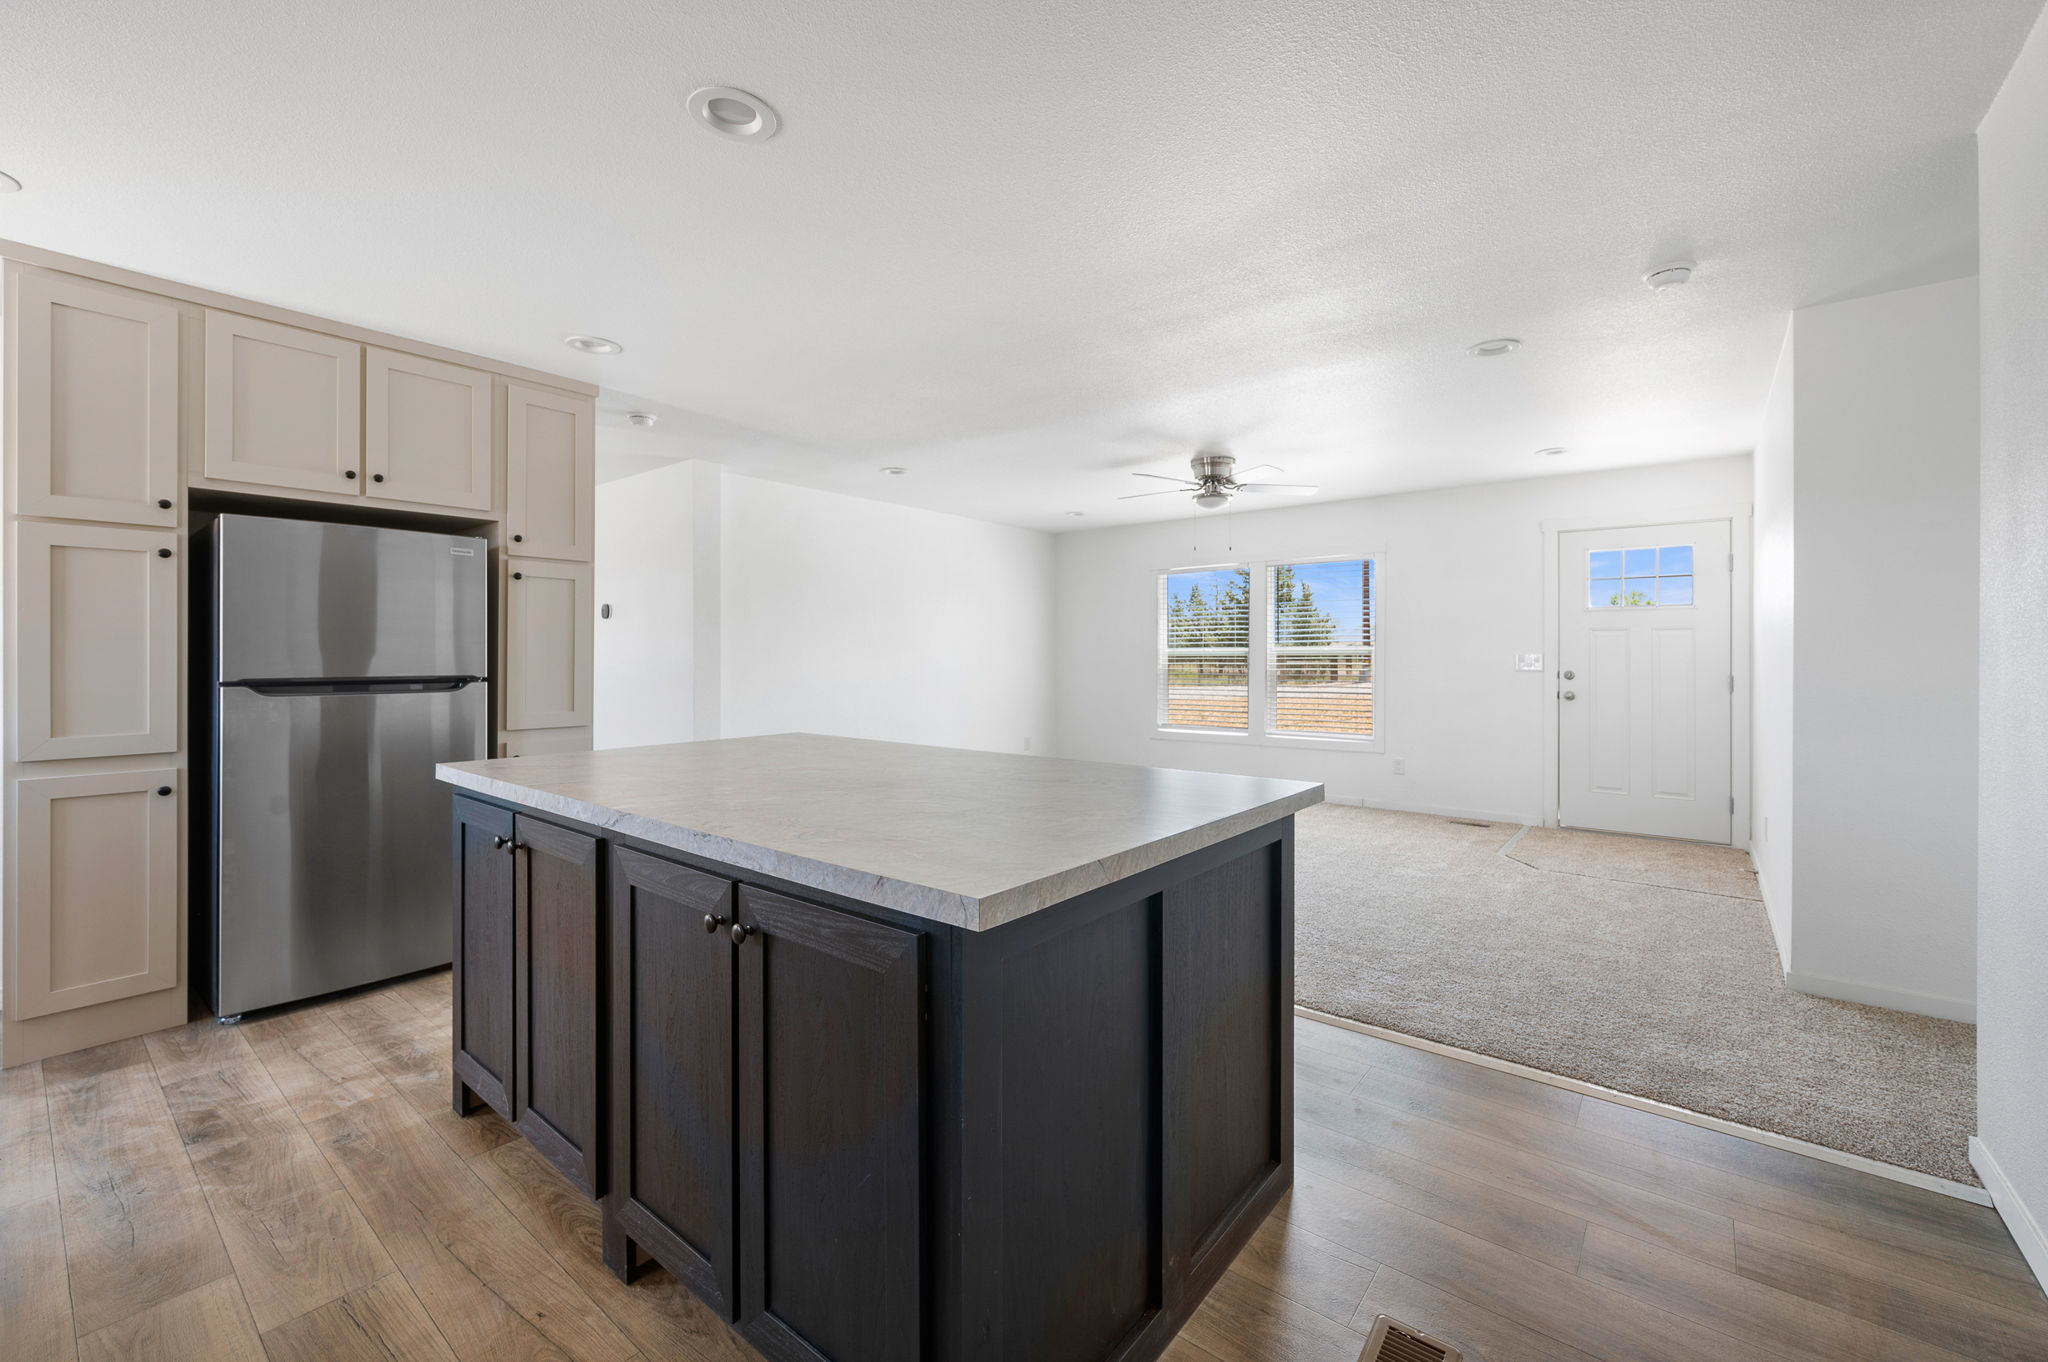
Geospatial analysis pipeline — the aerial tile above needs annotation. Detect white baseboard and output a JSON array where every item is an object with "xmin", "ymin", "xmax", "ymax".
[
  {"xmin": 1754, "ymin": 877, "xmax": 1792, "ymax": 973},
  {"xmin": 1297, "ymin": 1006, "xmax": 1993, "ymax": 1206},
  {"xmin": 1972, "ymin": 1136, "xmax": 2048, "ymax": 1294},
  {"xmin": 1319, "ymin": 793, "xmax": 1536, "ymax": 826},
  {"xmin": 1782, "ymin": 969, "xmax": 1976, "ymax": 1024}
]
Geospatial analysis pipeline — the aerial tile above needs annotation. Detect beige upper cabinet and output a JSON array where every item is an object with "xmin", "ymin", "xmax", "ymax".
[
  {"xmin": 364, "ymin": 347, "xmax": 494, "ymax": 511},
  {"xmin": 12, "ymin": 767, "xmax": 180, "ymax": 1019},
  {"xmin": 14, "ymin": 521, "xmax": 179, "ymax": 761},
  {"xmin": 203, "ymin": 310, "xmax": 362, "ymax": 494},
  {"xmin": 505, "ymin": 557, "xmax": 593, "ymax": 730},
  {"xmin": 13, "ymin": 271, "xmax": 181, "ymax": 526},
  {"xmin": 506, "ymin": 384, "xmax": 594, "ymax": 560}
]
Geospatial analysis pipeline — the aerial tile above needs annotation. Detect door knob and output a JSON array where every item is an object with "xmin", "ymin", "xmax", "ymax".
[
  {"xmin": 730, "ymin": 922, "xmax": 756, "ymax": 945},
  {"xmin": 1562, "ymin": 690, "xmax": 1577, "ymax": 701},
  {"xmin": 702, "ymin": 913, "xmax": 728, "ymax": 934},
  {"xmin": 1562, "ymin": 670, "xmax": 1575, "ymax": 680}
]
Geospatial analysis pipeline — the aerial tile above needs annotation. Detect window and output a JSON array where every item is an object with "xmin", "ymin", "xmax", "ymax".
[
  {"xmin": 1269, "ymin": 558, "xmax": 1374, "ymax": 739},
  {"xmin": 1588, "ymin": 544, "xmax": 1693, "ymax": 608},
  {"xmin": 1157, "ymin": 555, "xmax": 1377, "ymax": 743},
  {"xmin": 1159, "ymin": 565, "xmax": 1250, "ymax": 731}
]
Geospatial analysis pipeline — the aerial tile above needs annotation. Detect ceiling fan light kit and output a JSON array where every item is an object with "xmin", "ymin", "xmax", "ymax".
[{"xmin": 1120, "ymin": 450, "xmax": 1319, "ymax": 509}]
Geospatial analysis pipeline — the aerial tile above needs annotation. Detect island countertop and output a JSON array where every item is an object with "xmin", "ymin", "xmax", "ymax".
[{"xmin": 437, "ymin": 732, "xmax": 1322, "ymax": 930}]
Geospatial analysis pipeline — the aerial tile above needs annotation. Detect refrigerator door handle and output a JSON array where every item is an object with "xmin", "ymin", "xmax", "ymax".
[{"xmin": 229, "ymin": 676, "xmax": 486, "ymax": 697}]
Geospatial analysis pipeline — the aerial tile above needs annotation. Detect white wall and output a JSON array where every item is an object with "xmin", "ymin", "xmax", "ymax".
[
  {"xmin": 596, "ymin": 462, "xmax": 1057, "ymax": 758},
  {"xmin": 1753, "ymin": 278, "xmax": 1981, "ymax": 1021},
  {"xmin": 1752, "ymin": 328, "xmax": 1796, "ymax": 963},
  {"xmin": 593, "ymin": 460, "xmax": 695, "ymax": 749},
  {"xmin": 1055, "ymin": 457, "xmax": 1751, "ymax": 822},
  {"xmin": 718, "ymin": 473, "xmax": 1056, "ymax": 754},
  {"xmin": 1973, "ymin": 7, "xmax": 2048, "ymax": 1286}
]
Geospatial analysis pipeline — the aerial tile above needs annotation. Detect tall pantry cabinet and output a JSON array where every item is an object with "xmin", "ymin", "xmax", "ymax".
[{"xmin": 2, "ymin": 242, "xmax": 600, "ymax": 1067}]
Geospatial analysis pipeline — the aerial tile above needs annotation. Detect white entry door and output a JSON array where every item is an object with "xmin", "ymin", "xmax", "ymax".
[{"xmin": 1559, "ymin": 520, "xmax": 1732, "ymax": 843}]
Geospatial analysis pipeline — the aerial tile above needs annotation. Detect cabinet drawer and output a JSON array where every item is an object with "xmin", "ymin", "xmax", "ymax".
[
  {"xmin": 14, "ymin": 521, "xmax": 179, "ymax": 760},
  {"xmin": 13, "ymin": 768, "xmax": 180, "ymax": 1019}
]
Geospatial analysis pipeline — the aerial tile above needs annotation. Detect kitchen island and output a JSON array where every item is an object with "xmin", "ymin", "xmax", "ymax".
[{"xmin": 437, "ymin": 733, "xmax": 1321, "ymax": 1362}]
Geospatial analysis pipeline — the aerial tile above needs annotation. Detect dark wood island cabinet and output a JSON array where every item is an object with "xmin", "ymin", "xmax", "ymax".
[{"xmin": 439, "ymin": 734, "xmax": 1321, "ymax": 1362}]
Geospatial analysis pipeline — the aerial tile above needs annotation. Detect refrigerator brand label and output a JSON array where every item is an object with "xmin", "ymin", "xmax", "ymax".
[{"xmin": 448, "ymin": 547, "xmax": 476, "ymax": 555}]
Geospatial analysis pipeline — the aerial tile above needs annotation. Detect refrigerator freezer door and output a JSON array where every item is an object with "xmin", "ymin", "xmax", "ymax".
[
  {"xmin": 214, "ymin": 680, "xmax": 488, "ymax": 1016},
  {"xmin": 216, "ymin": 515, "xmax": 489, "ymax": 680}
]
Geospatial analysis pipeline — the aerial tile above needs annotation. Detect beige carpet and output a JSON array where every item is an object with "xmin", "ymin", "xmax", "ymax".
[{"xmin": 1294, "ymin": 805, "xmax": 1978, "ymax": 1185}]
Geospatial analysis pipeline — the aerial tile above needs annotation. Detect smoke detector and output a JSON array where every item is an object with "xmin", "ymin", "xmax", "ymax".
[
  {"xmin": 1467, "ymin": 338, "xmax": 1521, "ymax": 357},
  {"xmin": 625, "ymin": 412, "xmax": 658, "ymax": 429},
  {"xmin": 1645, "ymin": 261, "xmax": 1696, "ymax": 290}
]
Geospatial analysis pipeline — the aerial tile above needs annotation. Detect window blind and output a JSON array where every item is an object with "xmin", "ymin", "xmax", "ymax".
[
  {"xmin": 1268, "ymin": 558, "xmax": 1373, "ymax": 738},
  {"xmin": 1159, "ymin": 566, "xmax": 1250, "ymax": 731}
]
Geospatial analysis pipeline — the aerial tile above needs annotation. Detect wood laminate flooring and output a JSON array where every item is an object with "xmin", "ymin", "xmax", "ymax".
[{"xmin": 2, "ymin": 972, "xmax": 2040, "ymax": 1362}]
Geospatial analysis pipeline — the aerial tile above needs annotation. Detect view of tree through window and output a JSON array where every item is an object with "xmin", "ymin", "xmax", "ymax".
[
  {"xmin": 1270, "ymin": 559, "xmax": 1373, "ymax": 737},
  {"xmin": 1161, "ymin": 566, "xmax": 1250, "ymax": 729},
  {"xmin": 1589, "ymin": 545, "xmax": 1693, "ymax": 608}
]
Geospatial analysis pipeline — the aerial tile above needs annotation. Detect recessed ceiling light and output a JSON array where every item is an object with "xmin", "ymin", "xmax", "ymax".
[
  {"xmin": 625, "ymin": 412, "xmax": 658, "ymax": 428},
  {"xmin": 1645, "ymin": 261, "xmax": 1696, "ymax": 290},
  {"xmin": 1535, "ymin": 446, "xmax": 1568, "ymax": 457},
  {"xmin": 1064, "ymin": 511, "xmax": 1085, "ymax": 518},
  {"xmin": 1468, "ymin": 338, "xmax": 1521, "ymax": 357},
  {"xmin": 564, "ymin": 334, "xmax": 623, "ymax": 355},
  {"xmin": 879, "ymin": 466, "xmax": 908, "ymax": 476},
  {"xmin": 0, "ymin": 171, "xmax": 21, "ymax": 193},
  {"xmin": 687, "ymin": 86, "xmax": 781, "ymax": 141}
]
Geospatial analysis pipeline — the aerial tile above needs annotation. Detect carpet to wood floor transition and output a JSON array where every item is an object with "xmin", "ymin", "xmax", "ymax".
[{"xmin": 1293, "ymin": 804, "xmax": 1978, "ymax": 1185}]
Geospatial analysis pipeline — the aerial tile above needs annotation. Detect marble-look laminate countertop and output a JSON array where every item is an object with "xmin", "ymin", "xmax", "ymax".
[{"xmin": 437, "ymin": 733, "xmax": 1322, "ymax": 931}]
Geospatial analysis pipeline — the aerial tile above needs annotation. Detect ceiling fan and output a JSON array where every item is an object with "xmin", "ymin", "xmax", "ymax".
[{"xmin": 1120, "ymin": 450, "xmax": 1318, "ymax": 509}]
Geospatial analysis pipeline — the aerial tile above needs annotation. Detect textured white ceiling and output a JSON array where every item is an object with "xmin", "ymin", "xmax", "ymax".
[{"xmin": 4, "ymin": 0, "xmax": 2037, "ymax": 529}]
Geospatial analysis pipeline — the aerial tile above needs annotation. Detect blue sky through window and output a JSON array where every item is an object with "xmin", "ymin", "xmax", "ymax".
[{"xmin": 1166, "ymin": 561, "xmax": 1371, "ymax": 645}]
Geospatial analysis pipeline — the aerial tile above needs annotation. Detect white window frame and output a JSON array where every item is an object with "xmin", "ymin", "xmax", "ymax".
[
  {"xmin": 1153, "ymin": 552, "xmax": 1383, "ymax": 752},
  {"xmin": 1155, "ymin": 561, "xmax": 1252, "ymax": 735}
]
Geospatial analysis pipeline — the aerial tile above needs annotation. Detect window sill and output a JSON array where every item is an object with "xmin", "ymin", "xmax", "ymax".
[{"xmin": 1152, "ymin": 728, "xmax": 1384, "ymax": 754}]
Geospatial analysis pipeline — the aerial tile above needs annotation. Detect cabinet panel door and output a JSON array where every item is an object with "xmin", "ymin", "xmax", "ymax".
[
  {"xmin": 15, "ymin": 521, "xmax": 178, "ymax": 761},
  {"xmin": 505, "ymin": 384, "xmax": 594, "ymax": 561},
  {"xmin": 14, "ymin": 768, "xmax": 179, "ymax": 1019},
  {"xmin": 736, "ymin": 887, "xmax": 923, "ymax": 1362},
  {"xmin": 14, "ymin": 271, "xmax": 181, "ymax": 526},
  {"xmin": 504, "ymin": 558, "xmax": 593, "ymax": 730},
  {"xmin": 609, "ymin": 848, "xmax": 737, "ymax": 1316},
  {"xmin": 364, "ymin": 348, "xmax": 494, "ymax": 512},
  {"xmin": 514, "ymin": 814, "xmax": 604, "ymax": 1194},
  {"xmin": 202, "ymin": 310, "xmax": 362, "ymax": 494},
  {"xmin": 452, "ymin": 797, "xmax": 516, "ymax": 1118}
]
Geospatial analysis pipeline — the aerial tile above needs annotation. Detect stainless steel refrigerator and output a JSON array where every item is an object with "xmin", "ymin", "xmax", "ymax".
[{"xmin": 200, "ymin": 514, "xmax": 490, "ymax": 1019}]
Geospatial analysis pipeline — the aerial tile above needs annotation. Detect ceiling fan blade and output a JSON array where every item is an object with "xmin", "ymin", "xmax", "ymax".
[
  {"xmin": 1130, "ymin": 472, "xmax": 1200, "ymax": 485},
  {"xmin": 1117, "ymin": 489, "xmax": 1194, "ymax": 500},
  {"xmin": 1236, "ymin": 483, "xmax": 1318, "ymax": 496},
  {"xmin": 1236, "ymin": 463, "xmax": 1286, "ymax": 478}
]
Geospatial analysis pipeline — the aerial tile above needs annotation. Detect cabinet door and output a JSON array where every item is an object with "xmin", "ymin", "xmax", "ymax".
[
  {"xmin": 513, "ymin": 814, "xmax": 604, "ymax": 1194},
  {"xmin": 14, "ymin": 271, "xmax": 181, "ymax": 526},
  {"xmin": 14, "ymin": 521, "xmax": 178, "ymax": 761},
  {"xmin": 364, "ymin": 348, "xmax": 494, "ymax": 511},
  {"xmin": 608, "ymin": 849, "xmax": 738, "ymax": 1315},
  {"xmin": 202, "ymin": 310, "xmax": 362, "ymax": 494},
  {"xmin": 735, "ymin": 887, "xmax": 923, "ymax": 1362},
  {"xmin": 506, "ymin": 384, "xmax": 594, "ymax": 561},
  {"xmin": 13, "ymin": 769, "xmax": 179, "ymax": 1019},
  {"xmin": 452, "ymin": 797, "xmax": 516, "ymax": 1119},
  {"xmin": 504, "ymin": 558, "xmax": 593, "ymax": 730}
]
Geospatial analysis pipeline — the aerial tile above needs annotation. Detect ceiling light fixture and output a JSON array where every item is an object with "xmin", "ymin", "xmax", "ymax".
[
  {"xmin": 880, "ymin": 466, "xmax": 908, "ymax": 476},
  {"xmin": 1467, "ymin": 338, "xmax": 1521, "ymax": 357},
  {"xmin": 1064, "ymin": 511, "xmax": 1085, "ymax": 518},
  {"xmin": 687, "ymin": 86, "xmax": 781, "ymax": 142},
  {"xmin": 0, "ymin": 171, "xmax": 21, "ymax": 193},
  {"xmin": 1645, "ymin": 261, "xmax": 1696, "ymax": 290},
  {"xmin": 564, "ymin": 334, "xmax": 623, "ymax": 355},
  {"xmin": 626, "ymin": 412, "xmax": 658, "ymax": 428},
  {"xmin": 1535, "ymin": 446, "xmax": 1568, "ymax": 457}
]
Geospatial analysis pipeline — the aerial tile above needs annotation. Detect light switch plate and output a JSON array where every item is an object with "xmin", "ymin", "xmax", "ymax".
[{"xmin": 1516, "ymin": 653, "xmax": 1544, "ymax": 671}]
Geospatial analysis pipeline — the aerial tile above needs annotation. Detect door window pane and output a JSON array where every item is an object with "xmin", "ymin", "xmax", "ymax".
[{"xmin": 1588, "ymin": 544, "xmax": 1699, "ymax": 609}]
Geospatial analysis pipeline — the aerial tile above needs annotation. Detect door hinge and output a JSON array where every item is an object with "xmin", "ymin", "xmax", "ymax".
[
  {"xmin": 1728, "ymin": 552, "xmax": 1734, "ymax": 571},
  {"xmin": 1729, "ymin": 674, "xmax": 1735, "ymax": 693},
  {"xmin": 1730, "ymin": 796, "xmax": 1736, "ymax": 814}
]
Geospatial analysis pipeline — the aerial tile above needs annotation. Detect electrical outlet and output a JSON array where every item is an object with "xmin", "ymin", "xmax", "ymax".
[
  {"xmin": 1393, "ymin": 758, "xmax": 1406, "ymax": 775},
  {"xmin": 1516, "ymin": 653, "xmax": 1544, "ymax": 671}
]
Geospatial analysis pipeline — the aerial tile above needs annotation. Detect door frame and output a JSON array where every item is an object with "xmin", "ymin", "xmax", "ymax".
[{"xmin": 1540, "ymin": 505, "xmax": 1752, "ymax": 850}]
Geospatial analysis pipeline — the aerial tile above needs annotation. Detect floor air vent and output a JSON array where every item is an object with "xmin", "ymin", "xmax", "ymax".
[{"xmin": 1359, "ymin": 1314, "xmax": 1462, "ymax": 1362}]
